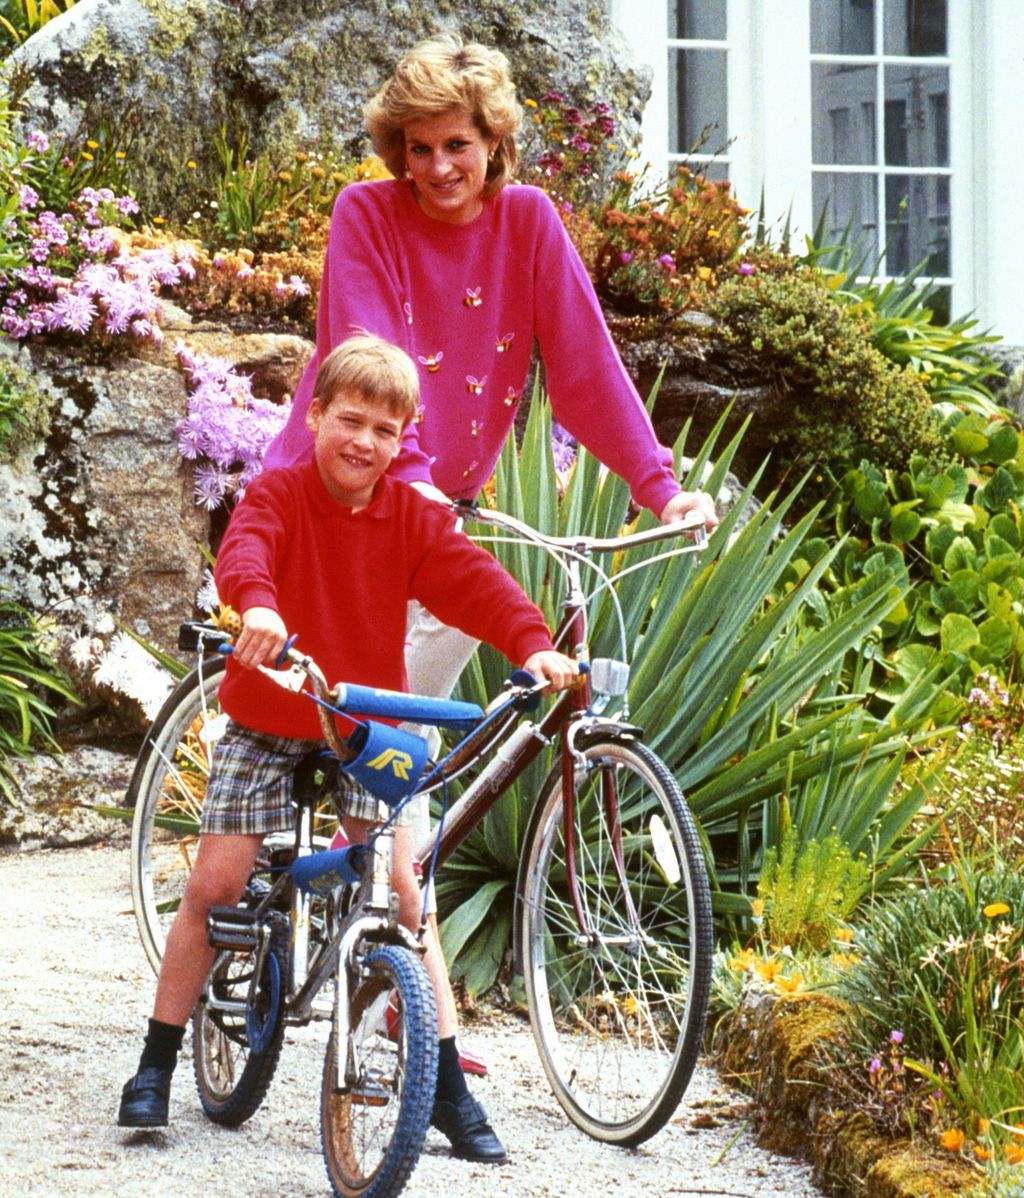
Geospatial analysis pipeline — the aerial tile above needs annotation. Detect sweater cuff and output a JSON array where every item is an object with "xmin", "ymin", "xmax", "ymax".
[
  {"xmin": 511, "ymin": 629, "xmax": 556, "ymax": 666},
  {"xmin": 232, "ymin": 585, "xmax": 279, "ymax": 615},
  {"xmin": 635, "ymin": 474, "xmax": 683, "ymax": 520}
]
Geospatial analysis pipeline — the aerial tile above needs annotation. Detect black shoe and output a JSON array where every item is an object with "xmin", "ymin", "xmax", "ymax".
[
  {"xmin": 118, "ymin": 1066, "xmax": 171, "ymax": 1128},
  {"xmin": 431, "ymin": 1093, "xmax": 508, "ymax": 1163}
]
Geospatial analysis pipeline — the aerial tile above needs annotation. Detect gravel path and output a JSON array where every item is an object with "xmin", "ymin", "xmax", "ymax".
[{"xmin": 1, "ymin": 844, "xmax": 825, "ymax": 1198}]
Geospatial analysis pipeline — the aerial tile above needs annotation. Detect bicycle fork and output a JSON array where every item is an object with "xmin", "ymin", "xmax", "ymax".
[{"xmin": 330, "ymin": 827, "xmax": 423, "ymax": 1095}]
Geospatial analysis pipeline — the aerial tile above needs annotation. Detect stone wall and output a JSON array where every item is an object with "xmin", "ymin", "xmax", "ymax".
[{"xmin": 12, "ymin": 0, "xmax": 650, "ymax": 213}]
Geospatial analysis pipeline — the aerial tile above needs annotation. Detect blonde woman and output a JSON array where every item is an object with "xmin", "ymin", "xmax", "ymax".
[{"xmin": 262, "ymin": 32, "xmax": 717, "ymax": 1164}]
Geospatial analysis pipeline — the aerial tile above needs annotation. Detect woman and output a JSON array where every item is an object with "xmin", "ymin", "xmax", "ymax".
[{"xmin": 262, "ymin": 32, "xmax": 717, "ymax": 1165}]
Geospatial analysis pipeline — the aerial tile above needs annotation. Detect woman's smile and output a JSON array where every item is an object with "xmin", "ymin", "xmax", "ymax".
[{"xmin": 403, "ymin": 110, "xmax": 497, "ymax": 225}]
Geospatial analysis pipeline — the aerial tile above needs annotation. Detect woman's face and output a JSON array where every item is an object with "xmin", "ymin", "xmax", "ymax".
[{"xmin": 402, "ymin": 109, "xmax": 498, "ymax": 225}]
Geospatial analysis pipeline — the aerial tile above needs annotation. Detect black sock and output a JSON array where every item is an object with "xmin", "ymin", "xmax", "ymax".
[
  {"xmin": 435, "ymin": 1036, "xmax": 470, "ymax": 1105},
  {"xmin": 138, "ymin": 1017, "xmax": 186, "ymax": 1074}
]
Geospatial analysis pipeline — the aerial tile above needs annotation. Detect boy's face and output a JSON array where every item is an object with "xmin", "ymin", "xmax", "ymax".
[{"xmin": 305, "ymin": 389, "xmax": 405, "ymax": 508}]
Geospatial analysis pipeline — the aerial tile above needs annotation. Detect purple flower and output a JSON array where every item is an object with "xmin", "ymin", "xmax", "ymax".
[
  {"xmin": 26, "ymin": 130, "xmax": 50, "ymax": 153},
  {"xmin": 619, "ymin": 251, "xmax": 634, "ymax": 265},
  {"xmin": 867, "ymin": 1057, "xmax": 882, "ymax": 1074},
  {"xmin": 658, "ymin": 253, "xmax": 676, "ymax": 272},
  {"xmin": 287, "ymin": 274, "xmax": 310, "ymax": 298},
  {"xmin": 50, "ymin": 290, "xmax": 98, "ymax": 334},
  {"xmin": 551, "ymin": 421, "xmax": 577, "ymax": 475},
  {"xmin": 116, "ymin": 195, "xmax": 140, "ymax": 217},
  {"xmin": 19, "ymin": 185, "xmax": 39, "ymax": 210},
  {"xmin": 739, "ymin": 261, "xmax": 755, "ymax": 276},
  {"xmin": 890, "ymin": 1029, "xmax": 904, "ymax": 1045}
]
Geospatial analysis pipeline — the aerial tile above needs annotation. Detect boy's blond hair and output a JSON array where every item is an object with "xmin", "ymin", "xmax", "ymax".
[
  {"xmin": 313, "ymin": 334, "xmax": 420, "ymax": 427},
  {"xmin": 364, "ymin": 33, "xmax": 522, "ymax": 196}
]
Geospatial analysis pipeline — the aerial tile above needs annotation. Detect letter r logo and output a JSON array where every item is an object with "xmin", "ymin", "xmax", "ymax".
[{"xmin": 366, "ymin": 748, "xmax": 414, "ymax": 780}]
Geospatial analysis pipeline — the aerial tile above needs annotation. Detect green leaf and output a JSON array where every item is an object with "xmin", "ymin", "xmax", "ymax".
[
  {"xmin": 977, "ymin": 466, "xmax": 1020, "ymax": 512},
  {"xmin": 889, "ymin": 507, "xmax": 921, "ymax": 543},
  {"xmin": 939, "ymin": 612, "xmax": 980, "ymax": 655}
]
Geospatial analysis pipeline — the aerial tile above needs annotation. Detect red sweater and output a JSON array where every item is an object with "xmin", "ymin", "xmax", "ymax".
[{"xmin": 215, "ymin": 462, "xmax": 555, "ymax": 739}]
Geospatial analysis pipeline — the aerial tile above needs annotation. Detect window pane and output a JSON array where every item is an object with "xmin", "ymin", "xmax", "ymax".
[
  {"xmin": 668, "ymin": 48, "xmax": 728, "ymax": 154},
  {"xmin": 813, "ymin": 171, "xmax": 879, "ymax": 263},
  {"xmin": 669, "ymin": 0, "xmax": 726, "ymax": 40},
  {"xmin": 884, "ymin": 0, "xmax": 946, "ymax": 56},
  {"xmin": 811, "ymin": 0, "xmax": 874, "ymax": 55},
  {"xmin": 883, "ymin": 65, "xmax": 948, "ymax": 166},
  {"xmin": 885, "ymin": 174, "xmax": 950, "ymax": 276},
  {"xmin": 812, "ymin": 63, "xmax": 877, "ymax": 164}
]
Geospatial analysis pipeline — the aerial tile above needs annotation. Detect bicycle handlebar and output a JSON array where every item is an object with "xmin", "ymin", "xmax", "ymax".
[{"xmin": 452, "ymin": 500, "xmax": 708, "ymax": 553}]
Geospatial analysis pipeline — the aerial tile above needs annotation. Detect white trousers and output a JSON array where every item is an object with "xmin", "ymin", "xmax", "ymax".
[{"xmin": 401, "ymin": 601, "xmax": 480, "ymax": 911}]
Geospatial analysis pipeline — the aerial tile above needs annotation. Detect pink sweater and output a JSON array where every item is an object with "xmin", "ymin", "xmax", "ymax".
[
  {"xmin": 216, "ymin": 463, "xmax": 555, "ymax": 740},
  {"xmin": 264, "ymin": 179, "xmax": 680, "ymax": 517}
]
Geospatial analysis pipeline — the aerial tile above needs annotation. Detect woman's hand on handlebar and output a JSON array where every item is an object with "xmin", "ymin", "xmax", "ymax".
[
  {"xmin": 233, "ymin": 605, "xmax": 288, "ymax": 670},
  {"xmin": 523, "ymin": 649, "xmax": 579, "ymax": 695},
  {"xmin": 659, "ymin": 489, "xmax": 718, "ymax": 531}
]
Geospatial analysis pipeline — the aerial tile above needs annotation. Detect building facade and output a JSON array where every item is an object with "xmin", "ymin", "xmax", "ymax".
[{"xmin": 610, "ymin": 0, "xmax": 1024, "ymax": 342}]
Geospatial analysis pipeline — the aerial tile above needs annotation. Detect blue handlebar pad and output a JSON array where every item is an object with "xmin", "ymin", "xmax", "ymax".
[
  {"xmin": 332, "ymin": 683, "xmax": 483, "ymax": 731},
  {"xmin": 290, "ymin": 844, "xmax": 368, "ymax": 895}
]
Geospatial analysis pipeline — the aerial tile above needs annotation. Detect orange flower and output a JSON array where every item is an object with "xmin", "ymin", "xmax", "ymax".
[
  {"xmin": 1005, "ymin": 1143, "xmax": 1024, "ymax": 1165},
  {"xmin": 973, "ymin": 1145, "xmax": 991, "ymax": 1162},
  {"xmin": 775, "ymin": 973, "xmax": 804, "ymax": 995},
  {"xmin": 939, "ymin": 1128, "xmax": 965, "ymax": 1152},
  {"xmin": 753, "ymin": 958, "xmax": 778, "ymax": 982}
]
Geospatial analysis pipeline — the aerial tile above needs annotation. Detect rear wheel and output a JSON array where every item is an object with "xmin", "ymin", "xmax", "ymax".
[
  {"xmin": 519, "ymin": 737, "xmax": 712, "ymax": 1145},
  {"xmin": 129, "ymin": 656, "xmax": 226, "ymax": 973},
  {"xmin": 192, "ymin": 910, "xmax": 290, "ymax": 1127},
  {"xmin": 321, "ymin": 945, "xmax": 438, "ymax": 1198}
]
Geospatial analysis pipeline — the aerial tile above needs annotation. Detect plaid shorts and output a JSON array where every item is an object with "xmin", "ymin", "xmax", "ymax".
[{"xmin": 200, "ymin": 719, "xmax": 413, "ymax": 836}]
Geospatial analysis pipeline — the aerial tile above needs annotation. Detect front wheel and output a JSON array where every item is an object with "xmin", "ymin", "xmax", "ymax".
[
  {"xmin": 192, "ymin": 910, "xmax": 290, "ymax": 1126},
  {"xmin": 321, "ymin": 945, "xmax": 438, "ymax": 1198},
  {"xmin": 519, "ymin": 737, "xmax": 713, "ymax": 1146}
]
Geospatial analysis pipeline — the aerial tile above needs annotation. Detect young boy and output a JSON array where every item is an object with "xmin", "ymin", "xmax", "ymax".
[{"xmin": 118, "ymin": 334, "xmax": 576, "ymax": 1161}]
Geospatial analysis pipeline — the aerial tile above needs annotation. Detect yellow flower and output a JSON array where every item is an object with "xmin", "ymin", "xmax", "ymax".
[
  {"xmin": 294, "ymin": 150, "xmax": 308, "ymax": 162},
  {"xmin": 277, "ymin": 170, "xmax": 292, "ymax": 182},
  {"xmin": 983, "ymin": 902, "xmax": 1010, "ymax": 918},
  {"xmin": 831, "ymin": 952, "xmax": 860, "ymax": 969},
  {"xmin": 186, "ymin": 160, "xmax": 197, "ymax": 169},
  {"xmin": 939, "ymin": 1128, "xmax": 965, "ymax": 1152},
  {"xmin": 775, "ymin": 973, "xmax": 803, "ymax": 995},
  {"xmin": 834, "ymin": 927, "xmax": 854, "ymax": 943},
  {"xmin": 751, "ymin": 899, "xmax": 765, "ymax": 918},
  {"xmin": 152, "ymin": 215, "xmax": 165, "ymax": 225},
  {"xmin": 707, "ymin": 227, "xmax": 721, "ymax": 239},
  {"xmin": 115, "ymin": 151, "xmax": 126, "ymax": 160},
  {"xmin": 977, "ymin": 1118, "xmax": 990, "ymax": 1136},
  {"xmin": 729, "ymin": 948, "xmax": 756, "ymax": 971},
  {"xmin": 80, "ymin": 151, "xmax": 94, "ymax": 161},
  {"xmin": 697, "ymin": 266, "xmax": 712, "ymax": 281},
  {"xmin": 524, "ymin": 98, "xmax": 538, "ymax": 108},
  {"xmin": 86, "ymin": 139, "xmax": 99, "ymax": 149},
  {"xmin": 753, "ymin": 958, "xmax": 778, "ymax": 982}
]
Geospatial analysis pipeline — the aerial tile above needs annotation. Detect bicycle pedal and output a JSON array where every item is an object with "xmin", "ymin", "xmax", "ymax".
[
  {"xmin": 347, "ymin": 1087, "xmax": 390, "ymax": 1107},
  {"xmin": 207, "ymin": 905, "xmax": 259, "ymax": 951}
]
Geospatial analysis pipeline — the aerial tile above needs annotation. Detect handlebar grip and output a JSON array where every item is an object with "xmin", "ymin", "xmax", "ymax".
[{"xmin": 275, "ymin": 633, "xmax": 299, "ymax": 670}]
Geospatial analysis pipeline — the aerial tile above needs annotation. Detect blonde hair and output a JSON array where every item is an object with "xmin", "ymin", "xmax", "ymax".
[
  {"xmin": 313, "ymin": 334, "xmax": 420, "ymax": 427},
  {"xmin": 364, "ymin": 33, "xmax": 522, "ymax": 196}
]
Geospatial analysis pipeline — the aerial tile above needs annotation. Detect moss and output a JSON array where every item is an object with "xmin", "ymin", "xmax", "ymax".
[{"xmin": 717, "ymin": 994, "xmax": 980, "ymax": 1198}]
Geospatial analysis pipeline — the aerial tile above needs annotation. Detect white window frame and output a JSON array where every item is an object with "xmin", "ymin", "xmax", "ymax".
[{"xmin": 608, "ymin": 0, "xmax": 1024, "ymax": 342}]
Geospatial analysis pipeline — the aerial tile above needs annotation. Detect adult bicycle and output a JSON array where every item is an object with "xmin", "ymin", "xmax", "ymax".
[{"xmin": 125, "ymin": 503, "xmax": 714, "ymax": 1193}]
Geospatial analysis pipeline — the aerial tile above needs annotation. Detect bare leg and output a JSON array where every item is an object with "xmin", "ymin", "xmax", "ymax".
[
  {"xmin": 342, "ymin": 818, "xmax": 458, "ymax": 1039},
  {"xmin": 153, "ymin": 832, "xmax": 264, "ymax": 1027}
]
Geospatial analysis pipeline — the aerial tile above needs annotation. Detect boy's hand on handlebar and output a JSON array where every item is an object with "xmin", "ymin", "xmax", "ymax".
[
  {"xmin": 234, "ymin": 606, "xmax": 287, "ymax": 670},
  {"xmin": 523, "ymin": 650, "xmax": 578, "ymax": 695},
  {"xmin": 659, "ymin": 489, "xmax": 718, "ymax": 532}
]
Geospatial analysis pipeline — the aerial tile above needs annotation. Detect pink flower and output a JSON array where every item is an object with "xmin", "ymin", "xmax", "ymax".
[
  {"xmin": 867, "ymin": 1057, "xmax": 882, "ymax": 1074},
  {"xmin": 619, "ymin": 251, "xmax": 634, "ymax": 264},
  {"xmin": 657, "ymin": 253, "xmax": 676, "ymax": 273},
  {"xmin": 890, "ymin": 1029, "xmax": 905, "ymax": 1044},
  {"xmin": 739, "ymin": 261, "xmax": 755, "ymax": 276},
  {"xmin": 26, "ymin": 130, "xmax": 50, "ymax": 153}
]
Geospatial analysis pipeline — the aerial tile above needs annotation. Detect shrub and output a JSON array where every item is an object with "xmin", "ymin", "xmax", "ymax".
[
  {"xmin": 833, "ymin": 858, "xmax": 1024, "ymax": 1139},
  {"xmin": 825, "ymin": 409, "xmax": 1024, "ymax": 694},
  {"xmin": 0, "ymin": 352, "xmax": 51, "ymax": 456},
  {"xmin": 0, "ymin": 593, "xmax": 77, "ymax": 803},
  {"xmin": 519, "ymin": 90, "xmax": 625, "ymax": 208},
  {"xmin": 757, "ymin": 827, "xmax": 870, "ymax": 951},
  {"xmin": 705, "ymin": 263, "xmax": 944, "ymax": 491}
]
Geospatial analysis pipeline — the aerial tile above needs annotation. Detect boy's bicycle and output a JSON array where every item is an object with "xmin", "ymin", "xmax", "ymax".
[{"xmin": 125, "ymin": 503, "xmax": 714, "ymax": 1197}]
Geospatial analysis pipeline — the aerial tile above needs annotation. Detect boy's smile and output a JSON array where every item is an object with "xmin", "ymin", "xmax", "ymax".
[{"xmin": 306, "ymin": 390, "xmax": 404, "ymax": 509}]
